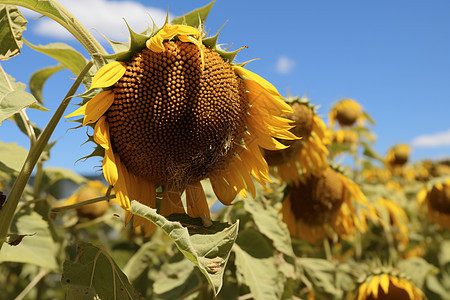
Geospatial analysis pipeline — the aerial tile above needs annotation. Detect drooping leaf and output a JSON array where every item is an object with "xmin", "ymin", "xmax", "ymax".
[
  {"xmin": 0, "ymin": 4, "xmax": 27, "ymax": 60},
  {"xmin": 61, "ymin": 242, "xmax": 142, "ymax": 300},
  {"xmin": 154, "ymin": 258, "xmax": 201, "ymax": 299},
  {"xmin": 243, "ymin": 198, "xmax": 295, "ymax": 258},
  {"xmin": 233, "ymin": 229, "xmax": 282, "ymax": 300},
  {"xmin": 42, "ymin": 167, "xmax": 87, "ymax": 188},
  {"xmin": 130, "ymin": 200, "xmax": 238, "ymax": 296},
  {"xmin": 0, "ymin": 70, "xmax": 37, "ymax": 125},
  {"xmin": 23, "ymin": 40, "xmax": 91, "ymax": 87},
  {"xmin": 171, "ymin": 0, "xmax": 215, "ymax": 28},
  {"xmin": 361, "ymin": 141, "xmax": 384, "ymax": 162},
  {"xmin": 0, "ymin": 141, "xmax": 28, "ymax": 173},
  {"xmin": 10, "ymin": 112, "xmax": 41, "ymax": 137},
  {"xmin": 0, "ymin": 207, "xmax": 58, "ymax": 270},
  {"xmin": 29, "ymin": 64, "xmax": 64, "ymax": 105}
]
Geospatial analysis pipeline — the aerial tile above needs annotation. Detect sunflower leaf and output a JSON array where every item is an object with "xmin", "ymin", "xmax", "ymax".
[
  {"xmin": 397, "ymin": 257, "xmax": 438, "ymax": 287},
  {"xmin": 23, "ymin": 40, "xmax": 92, "ymax": 87},
  {"xmin": 0, "ymin": 207, "xmax": 58, "ymax": 270},
  {"xmin": 61, "ymin": 242, "xmax": 142, "ymax": 300},
  {"xmin": 171, "ymin": 0, "xmax": 215, "ymax": 28},
  {"xmin": 0, "ymin": 141, "xmax": 28, "ymax": 174},
  {"xmin": 0, "ymin": 70, "xmax": 37, "ymax": 125},
  {"xmin": 29, "ymin": 64, "xmax": 65, "ymax": 105},
  {"xmin": 130, "ymin": 200, "xmax": 238, "ymax": 296},
  {"xmin": 0, "ymin": 4, "xmax": 27, "ymax": 60}
]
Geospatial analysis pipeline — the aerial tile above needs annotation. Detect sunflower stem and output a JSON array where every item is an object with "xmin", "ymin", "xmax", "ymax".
[
  {"xmin": 0, "ymin": 61, "xmax": 93, "ymax": 251},
  {"xmin": 51, "ymin": 194, "xmax": 116, "ymax": 213}
]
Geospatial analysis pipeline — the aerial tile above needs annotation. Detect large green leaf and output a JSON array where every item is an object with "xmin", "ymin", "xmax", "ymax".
[
  {"xmin": 0, "ymin": 4, "xmax": 27, "ymax": 60},
  {"xmin": 397, "ymin": 257, "xmax": 438, "ymax": 287},
  {"xmin": 297, "ymin": 258, "xmax": 341, "ymax": 298},
  {"xmin": 0, "ymin": 207, "xmax": 58, "ymax": 270},
  {"xmin": 233, "ymin": 229, "xmax": 282, "ymax": 300},
  {"xmin": 61, "ymin": 242, "xmax": 142, "ymax": 300},
  {"xmin": 29, "ymin": 64, "xmax": 64, "ymax": 105},
  {"xmin": 0, "ymin": 0, "xmax": 68, "ymax": 27},
  {"xmin": 0, "ymin": 70, "xmax": 36, "ymax": 125},
  {"xmin": 42, "ymin": 167, "xmax": 87, "ymax": 187},
  {"xmin": 130, "ymin": 200, "xmax": 238, "ymax": 296},
  {"xmin": 24, "ymin": 41, "xmax": 88, "ymax": 76},
  {"xmin": 0, "ymin": 141, "xmax": 28, "ymax": 173},
  {"xmin": 243, "ymin": 198, "xmax": 295, "ymax": 258},
  {"xmin": 171, "ymin": 0, "xmax": 215, "ymax": 28}
]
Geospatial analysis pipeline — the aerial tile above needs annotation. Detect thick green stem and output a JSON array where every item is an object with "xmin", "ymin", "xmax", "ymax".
[
  {"xmin": 0, "ymin": 0, "xmax": 107, "ymax": 67},
  {"xmin": 0, "ymin": 61, "xmax": 93, "ymax": 251}
]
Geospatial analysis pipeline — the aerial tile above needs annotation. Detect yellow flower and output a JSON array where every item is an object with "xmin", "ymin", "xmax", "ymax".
[
  {"xmin": 355, "ymin": 273, "xmax": 424, "ymax": 300},
  {"xmin": 62, "ymin": 181, "xmax": 110, "ymax": 220},
  {"xmin": 333, "ymin": 128, "xmax": 359, "ymax": 145},
  {"xmin": 375, "ymin": 198, "xmax": 409, "ymax": 250},
  {"xmin": 417, "ymin": 178, "xmax": 450, "ymax": 229},
  {"xmin": 67, "ymin": 23, "xmax": 296, "ymax": 234},
  {"xmin": 329, "ymin": 98, "xmax": 369, "ymax": 128},
  {"xmin": 385, "ymin": 144, "xmax": 411, "ymax": 174},
  {"xmin": 281, "ymin": 168, "xmax": 373, "ymax": 243},
  {"xmin": 262, "ymin": 96, "xmax": 329, "ymax": 185}
]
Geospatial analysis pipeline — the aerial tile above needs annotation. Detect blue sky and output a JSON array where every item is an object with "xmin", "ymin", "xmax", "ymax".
[{"xmin": 1, "ymin": 0, "xmax": 450, "ymax": 175}]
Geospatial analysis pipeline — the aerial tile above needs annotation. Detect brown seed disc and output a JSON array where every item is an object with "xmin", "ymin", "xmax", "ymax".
[
  {"xmin": 288, "ymin": 168, "xmax": 345, "ymax": 225},
  {"xmin": 429, "ymin": 182, "xmax": 450, "ymax": 214},
  {"xmin": 106, "ymin": 41, "xmax": 248, "ymax": 186},
  {"xmin": 393, "ymin": 149, "xmax": 409, "ymax": 165},
  {"xmin": 336, "ymin": 106, "xmax": 359, "ymax": 126},
  {"xmin": 264, "ymin": 103, "xmax": 313, "ymax": 166},
  {"xmin": 365, "ymin": 280, "xmax": 410, "ymax": 300}
]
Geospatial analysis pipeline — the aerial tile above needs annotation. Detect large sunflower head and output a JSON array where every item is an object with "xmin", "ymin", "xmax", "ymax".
[
  {"xmin": 262, "ymin": 96, "xmax": 330, "ymax": 185},
  {"xmin": 66, "ymin": 12, "xmax": 297, "ymax": 234},
  {"xmin": 281, "ymin": 167, "xmax": 373, "ymax": 243},
  {"xmin": 329, "ymin": 98, "xmax": 370, "ymax": 128},
  {"xmin": 354, "ymin": 271, "xmax": 425, "ymax": 300},
  {"xmin": 417, "ymin": 178, "xmax": 450, "ymax": 229}
]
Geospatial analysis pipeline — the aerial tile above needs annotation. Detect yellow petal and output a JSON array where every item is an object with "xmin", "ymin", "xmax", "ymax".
[
  {"xmin": 379, "ymin": 274, "xmax": 390, "ymax": 294},
  {"xmin": 186, "ymin": 181, "xmax": 211, "ymax": 219},
  {"xmin": 369, "ymin": 276, "xmax": 380, "ymax": 298},
  {"xmin": 93, "ymin": 116, "xmax": 110, "ymax": 149},
  {"xmin": 90, "ymin": 62, "xmax": 126, "ymax": 90},
  {"xmin": 233, "ymin": 66, "xmax": 282, "ymax": 99},
  {"xmin": 65, "ymin": 103, "xmax": 87, "ymax": 118},
  {"xmin": 103, "ymin": 147, "xmax": 118, "ymax": 186},
  {"xmin": 83, "ymin": 90, "xmax": 114, "ymax": 125},
  {"xmin": 357, "ymin": 281, "xmax": 368, "ymax": 300},
  {"xmin": 210, "ymin": 174, "xmax": 237, "ymax": 205}
]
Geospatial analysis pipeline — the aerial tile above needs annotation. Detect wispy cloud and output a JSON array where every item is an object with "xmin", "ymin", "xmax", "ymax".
[
  {"xmin": 276, "ymin": 56, "xmax": 296, "ymax": 74},
  {"xmin": 412, "ymin": 129, "xmax": 450, "ymax": 148},
  {"xmin": 21, "ymin": 0, "xmax": 169, "ymax": 41}
]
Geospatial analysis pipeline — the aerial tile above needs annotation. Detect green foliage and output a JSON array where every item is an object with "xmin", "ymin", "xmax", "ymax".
[
  {"xmin": 130, "ymin": 200, "xmax": 238, "ymax": 296},
  {"xmin": 0, "ymin": 141, "xmax": 27, "ymax": 173},
  {"xmin": 29, "ymin": 65, "xmax": 65, "ymax": 105},
  {"xmin": 0, "ymin": 4, "xmax": 27, "ymax": 60},
  {"xmin": 61, "ymin": 242, "xmax": 142, "ymax": 300},
  {"xmin": 0, "ymin": 207, "xmax": 58, "ymax": 270},
  {"xmin": 0, "ymin": 70, "xmax": 37, "ymax": 125}
]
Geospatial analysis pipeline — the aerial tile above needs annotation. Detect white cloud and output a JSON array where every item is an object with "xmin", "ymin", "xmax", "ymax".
[
  {"xmin": 412, "ymin": 129, "xmax": 450, "ymax": 148},
  {"xmin": 21, "ymin": 0, "xmax": 170, "ymax": 41},
  {"xmin": 276, "ymin": 56, "xmax": 296, "ymax": 74}
]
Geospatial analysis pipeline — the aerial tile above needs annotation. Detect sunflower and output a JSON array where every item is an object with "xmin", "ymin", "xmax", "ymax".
[
  {"xmin": 66, "ymin": 21, "xmax": 296, "ymax": 234},
  {"xmin": 385, "ymin": 144, "xmax": 411, "ymax": 175},
  {"xmin": 417, "ymin": 178, "xmax": 450, "ymax": 229},
  {"xmin": 355, "ymin": 272, "xmax": 425, "ymax": 300},
  {"xmin": 329, "ymin": 98, "xmax": 370, "ymax": 128},
  {"xmin": 374, "ymin": 198, "xmax": 409, "ymax": 250},
  {"xmin": 262, "ymin": 96, "xmax": 329, "ymax": 185},
  {"xmin": 62, "ymin": 181, "xmax": 110, "ymax": 220},
  {"xmin": 281, "ymin": 168, "xmax": 373, "ymax": 243}
]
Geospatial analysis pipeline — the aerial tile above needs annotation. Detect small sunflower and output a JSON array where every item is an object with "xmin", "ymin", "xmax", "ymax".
[
  {"xmin": 333, "ymin": 128, "xmax": 359, "ymax": 145},
  {"xmin": 62, "ymin": 181, "xmax": 110, "ymax": 220},
  {"xmin": 385, "ymin": 144, "xmax": 411, "ymax": 174},
  {"xmin": 329, "ymin": 98, "xmax": 370, "ymax": 128},
  {"xmin": 262, "ymin": 96, "xmax": 329, "ymax": 185},
  {"xmin": 355, "ymin": 272, "xmax": 425, "ymax": 300},
  {"xmin": 66, "ymin": 20, "xmax": 296, "ymax": 234},
  {"xmin": 374, "ymin": 198, "xmax": 409, "ymax": 250},
  {"xmin": 417, "ymin": 178, "xmax": 450, "ymax": 229},
  {"xmin": 281, "ymin": 168, "xmax": 373, "ymax": 243}
]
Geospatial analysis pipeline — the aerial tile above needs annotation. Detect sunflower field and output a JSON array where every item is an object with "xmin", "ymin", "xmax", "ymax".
[{"xmin": 1, "ymin": 1, "xmax": 450, "ymax": 299}]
